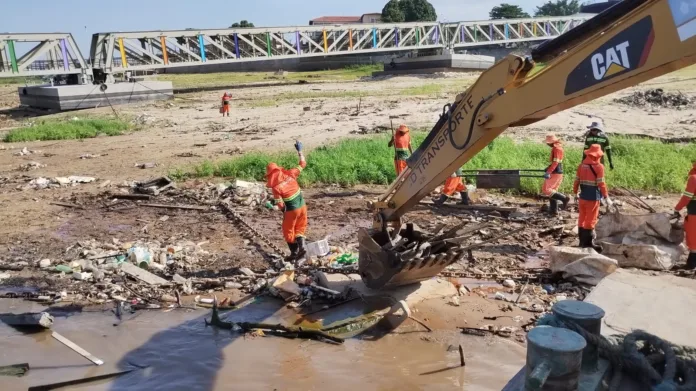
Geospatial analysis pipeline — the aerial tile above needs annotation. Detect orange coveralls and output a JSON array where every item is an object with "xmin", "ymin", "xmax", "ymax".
[
  {"xmin": 221, "ymin": 93, "xmax": 231, "ymax": 115},
  {"xmin": 675, "ymin": 163, "xmax": 696, "ymax": 253},
  {"xmin": 390, "ymin": 126, "xmax": 411, "ymax": 175},
  {"xmin": 573, "ymin": 157, "xmax": 608, "ymax": 230},
  {"xmin": 443, "ymin": 170, "xmax": 466, "ymax": 196},
  {"xmin": 542, "ymin": 142, "xmax": 564, "ymax": 197},
  {"xmin": 266, "ymin": 158, "xmax": 308, "ymax": 244}
]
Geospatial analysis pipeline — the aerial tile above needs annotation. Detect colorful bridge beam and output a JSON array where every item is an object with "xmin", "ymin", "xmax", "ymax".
[
  {"xmin": 160, "ymin": 36, "xmax": 169, "ymax": 65},
  {"xmin": 118, "ymin": 38, "xmax": 127, "ymax": 68},
  {"xmin": 7, "ymin": 40, "xmax": 18, "ymax": 73},
  {"xmin": 198, "ymin": 35, "xmax": 206, "ymax": 62}
]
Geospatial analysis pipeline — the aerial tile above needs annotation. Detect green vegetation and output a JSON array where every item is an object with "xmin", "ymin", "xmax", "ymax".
[
  {"xmin": 159, "ymin": 65, "xmax": 383, "ymax": 89},
  {"xmin": 0, "ymin": 76, "xmax": 42, "ymax": 86},
  {"xmin": 490, "ymin": 4, "xmax": 530, "ymax": 19},
  {"xmin": 382, "ymin": 0, "xmax": 437, "ymax": 23},
  {"xmin": 3, "ymin": 118, "xmax": 131, "ymax": 142},
  {"xmin": 173, "ymin": 133, "xmax": 696, "ymax": 194}
]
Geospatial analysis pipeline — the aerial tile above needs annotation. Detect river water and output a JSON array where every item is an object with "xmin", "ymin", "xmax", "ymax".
[{"xmin": 1, "ymin": 298, "xmax": 525, "ymax": 390}]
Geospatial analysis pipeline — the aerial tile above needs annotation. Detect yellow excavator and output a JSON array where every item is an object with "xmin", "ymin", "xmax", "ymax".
[{"xmin": 358, "ymin": 0, "xmax": 696, "ymax": 289}]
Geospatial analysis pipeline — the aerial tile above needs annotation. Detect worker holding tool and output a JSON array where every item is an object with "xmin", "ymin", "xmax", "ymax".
[
  {"xmin": 583, "ymin": 121, "xmax": 614, "ymax": 169},
  {"xmin": 388, "ymin": 124, "xmax": 412, "ymax": 175},
  {"xmin": 221, "ymin": 92, "xmax": 231, "ymax": 117},
  {"xmin": 573, "ymin": 144, "xmax": 613, "ymax": 253},
  {"xmin": 265, "ymin": 141, "xmax": 307, "ymax": 261},
  {"xmin": 672, "ymin": 160, "xmax": 696, "ymax": 269},
  {"xmin": 434, "ymin": 168, "xmax": 470, "ymax": 205},
  {"xmin": 542, "ymin": 134, "xmax": 570, "ymax": 216}
]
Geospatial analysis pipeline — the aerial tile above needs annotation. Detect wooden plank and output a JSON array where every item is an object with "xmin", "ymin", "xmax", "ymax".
[
  {"xmin": 51, "ymin": 331, "xmax": 104, "ymax": 366},
  {"xmin": 420, "ymin": 200, "xmax": 517, "ymax": 213},
  {"xmin": 28, "ymin": 369, "xmax": 135, "ymax": 390},
  {"xmin": 120, "ymin": 262, "xmax": 169, "ymax": 285},
  {"xmin": 111, "ymin": 194, "xmax": 152, "ymax": 201},
  {"xmin": 139, "ymin": 203, "xmax": 208, "ymax": 211},
  {"xmin": 49, "ymin": 202, "xmax": 85, "ymax": 209},
  {"xmin": 0, "ymin": 312, "xmax": 54, "ymax": 328}
]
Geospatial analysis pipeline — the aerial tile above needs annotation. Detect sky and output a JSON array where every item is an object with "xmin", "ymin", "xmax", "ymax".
[{"xmin": 2, "ymin": 0, "xmax": 548, "ymax": 55}]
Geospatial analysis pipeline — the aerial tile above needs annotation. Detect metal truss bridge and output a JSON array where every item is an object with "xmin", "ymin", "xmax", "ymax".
[{"xmin": 1, "ymin": 15, "xmax": 591, "ymax": 81}]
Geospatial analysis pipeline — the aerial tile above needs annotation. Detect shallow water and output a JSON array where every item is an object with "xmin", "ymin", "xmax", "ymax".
[{"xmin": 0, "ymin": 298, "xmax": 525, "ymax": 390}]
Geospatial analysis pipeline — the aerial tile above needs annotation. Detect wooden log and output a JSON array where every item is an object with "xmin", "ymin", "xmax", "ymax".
[
  {"xmin": 111, "ymin": 194, "xmax": 152, "ymax": 201},
  {"xmin": 0, "ymin": 312, "xmax": 54, "ymax": 329},
  {"xmin": 49, "ymin": 202, "xmax": 84, "ymax": 209}
]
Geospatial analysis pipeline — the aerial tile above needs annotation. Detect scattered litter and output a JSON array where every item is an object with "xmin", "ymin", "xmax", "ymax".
[
  {"xmin": 79, "ymin": 154, "xmax": 102, "ymax": 159},
  {"xmin": 502, "ymin": 279, "xmax": 516, "ymax": 288},
  {"xmin": 135, "ymin": 162, "xmax": 157, "ymax": 169},
  {"xmin": 449, "ymin": 296, "xmax": 460, "ymax": 306},
  {"xmin": 614, "ymin": 89, "xmax": 693, "ymax": 108},
  {"xmin": 19, "ymin": 161, "xmax": 45, "ymax": 171}
]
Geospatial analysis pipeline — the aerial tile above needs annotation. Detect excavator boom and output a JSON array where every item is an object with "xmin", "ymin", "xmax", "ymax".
[{"xmin": 359, "ymin": 0, "xmax": 696, "ymax": 289}]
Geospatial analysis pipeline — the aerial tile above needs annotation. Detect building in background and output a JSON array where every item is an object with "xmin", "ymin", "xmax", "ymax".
[{"xmin": 309, "ymin": 13, "xmax": 382, "ymax": 26}]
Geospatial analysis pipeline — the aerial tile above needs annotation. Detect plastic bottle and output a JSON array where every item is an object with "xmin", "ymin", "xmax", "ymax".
[{"xmin": 127, "ymin": 246, "xmax": 151, "ymax": 269}]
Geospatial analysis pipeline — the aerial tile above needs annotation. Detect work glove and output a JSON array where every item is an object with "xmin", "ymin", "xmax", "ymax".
[
  {"xmin": 543, "ymin": 173, "xmax": 551, "ymax": 180},
  {"xmin": 605, "ymin": 197, "xmax": 614, "ymax": 208},
  {"xmin": 671, "ymin": 210, "xmax": 681, "ymax": 220},
  {"xmin": 264, "ymin": 201, "xmax": 274, "ymax": 210},
  {"xmin": 294, "ymin": 140, "xmax": 303, "ymax": 152}
]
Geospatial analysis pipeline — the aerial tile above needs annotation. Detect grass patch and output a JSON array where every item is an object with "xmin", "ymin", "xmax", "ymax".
[
  {"xmin": 0, "ymin": 76, "xmax": 42, "ymax": 86},
  {"xmin": 174, "ymin": 133, "xmax": 696, "ymax": 194},
  {"xmin": 3, "ymin": 118, "xmax": 132, "ymax": 142},
  {"xmin": 160, "ymin": 64, "xmax": 382, "ymax": 89}
]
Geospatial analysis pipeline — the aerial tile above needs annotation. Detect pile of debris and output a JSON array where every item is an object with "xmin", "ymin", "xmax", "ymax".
[
  {"xmin": 614, "ymin": 88, "xmax": 693, "ymax": 108},
  {"xmin": 23, "ymin": 175, "xmax": 96, "ymax": 190}
]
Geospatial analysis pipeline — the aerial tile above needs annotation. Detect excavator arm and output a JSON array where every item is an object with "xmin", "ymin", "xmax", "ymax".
[{"xmin": 360, "ymin": 0, "xmax": 696, "ymax": 289}]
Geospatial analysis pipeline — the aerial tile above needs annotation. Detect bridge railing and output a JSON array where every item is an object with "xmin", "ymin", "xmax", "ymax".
[
  {"xmin": 0, "ymin": 16, "xmax": 592, "ymax": 80},
  {"xmin": 0, "ymin": 33, "xmax": 88, "ymax": 78}
]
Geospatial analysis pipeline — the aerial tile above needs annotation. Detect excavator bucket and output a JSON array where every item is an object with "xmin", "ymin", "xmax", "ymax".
[{"xmin": 358, "ymin": 224, "xmax": 466, "ymax": 290}]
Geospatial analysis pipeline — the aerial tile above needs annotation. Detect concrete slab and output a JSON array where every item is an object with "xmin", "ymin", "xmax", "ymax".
[
  {"xmin": 315, "ymin": 272, "xmax": 457, "ymax": 308},
  {"xmin": 585, "ymin": 269, "xmax": 696, "ymax": 348},
  {"xmin": 18, "ymin": 81, "xmax": 173, "ymax": 110},
  {"xmin": 376, "ymin": 53, "xmax": 494, "ymax": 76}
]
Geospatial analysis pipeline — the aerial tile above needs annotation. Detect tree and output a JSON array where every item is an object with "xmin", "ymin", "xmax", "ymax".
[
  {"xmin": 230, "ymin": 20, "xmax": 255, "ymax": 28},
  {"xmin": 534, "ymin": 0, "xmax": 580, "ymax": 16},
  {"xmin": 381, "ymin": 0, "xmax": 437, "ymax": 23},
  {"xmin": 403, "ymin": 0, "xmax": 437, "ymax": 22},
  {"xmin": 489, "ymin": 3, "xmax": 530, "ymax": 19},
  {"xmin": 382, "ymin": 0, "xmax": 405, "ymax": 23}
]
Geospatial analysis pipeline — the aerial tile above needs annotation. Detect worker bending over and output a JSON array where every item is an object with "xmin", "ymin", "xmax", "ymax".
[
  {"xmin": 266, "ymin": 141, "xmax": 308, "ymax": 261},
  {"xmin": 221, "ymin": 92, "xmax": 231, "ymax": 117},
  {"xmin": 388, "ymin": 124, "xmax": 412, "ymax": 175},
  {"xmin": 583, "ymin": 122, "xmax": 614, "ymax": 170},
  {"xmin": 673, "ymin": 160, "xmax": 696, "ymax": 270},
  {"xmin": 542, "ymin": 134, "xmax": 570, "ymax": 215},
  {"xmin": 573, "ymin": 144, "xmax": 613, "ymax": 253},
  {"xmin": 434, "ymin": 168, "xmax": 470, "ymax": 205}
]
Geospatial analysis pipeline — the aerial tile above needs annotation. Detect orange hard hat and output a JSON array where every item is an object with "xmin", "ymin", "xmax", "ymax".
[
  {"xmin": 585, "ymin": 144, "xmax": 604, "ymax": 159},
  {"xmin": 265, "ymin": 162, "xmax": 280, "ymax": 178},
  {"xmin": 397, "ymin": 124, "xmax": 409, "ymax": 133},
  {"xmin": 545, "ymin": 134, "xmax": 560, "ymax": 144}
]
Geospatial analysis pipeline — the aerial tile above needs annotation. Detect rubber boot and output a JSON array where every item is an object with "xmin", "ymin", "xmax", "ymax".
[
  {"xmin": 578, "ymin": 228, "xmax": 589, "ymax": 248},
  {"xmin": 549, "ymin": 198, "xmax": 559, "ymax": 216},
  {"xmin": 296, "ymin": 237, "xmax": 307, "ymax": 260},
  {"xmin": 552, "ymin": 193, "xmax": 570, "ymax": 210},
  {"xmin": 459, "ymin": 191, "xmax": 470, "ymax": 205},
  {"xmin": 434, "ymin": 194, "xmax": 449, "ymax": 205},
  {"xmin": 285, "ymin": 242, "xmax": 298, "ymax": 262},
  {"xmin": 588, "ymin": 229, "xmax": 603, "ymax": 253},
  {"xmin": 686, "ymin": 253, "xmax": 696, "ymax": 270}
]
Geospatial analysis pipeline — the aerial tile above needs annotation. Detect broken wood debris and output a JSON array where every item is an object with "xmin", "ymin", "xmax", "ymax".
[
  {"xmin": 51, "ymin": 331, "xmax": 104, "ymax": 366},
  {"xmin": 111, "ymin": 194, "xmax": 152, "ymax": 201}
]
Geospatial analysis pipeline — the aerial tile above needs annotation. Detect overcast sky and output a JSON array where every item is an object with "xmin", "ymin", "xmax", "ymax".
[{"xmin": 3, "ymin": 0, "xmax": 553, "ymax": 54}]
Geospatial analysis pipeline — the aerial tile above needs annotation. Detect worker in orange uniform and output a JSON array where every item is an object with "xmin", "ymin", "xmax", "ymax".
[
  {"xmin": 388, "ymin": 124, "xmax": 413, "ymax": 175},
  {"xmin": 434, "ymin": 168, "xmax": 470, "ymax": 205},
  {"xmin": 572, "ymin": 144, "xmax": 613, "ymax": 253},
  {"xmin": 542, "ymin": 134, "xmax": 570, "ymax": 216},
  {"xmin": 221, "ymin": 92, "xmax": 231, "ymax": 117},
  {"xmin": 672, "ymin": 160, "xmax": 696, "ymax": 269},
  {"xmin": 266, "ymin": 141, "xmax": 308, "ymax": 261}
]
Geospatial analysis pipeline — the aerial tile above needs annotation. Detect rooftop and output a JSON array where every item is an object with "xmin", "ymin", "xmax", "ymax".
[{"xmin": 310, "ymin": 16, "xmax": 362, "ymax": 23}]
